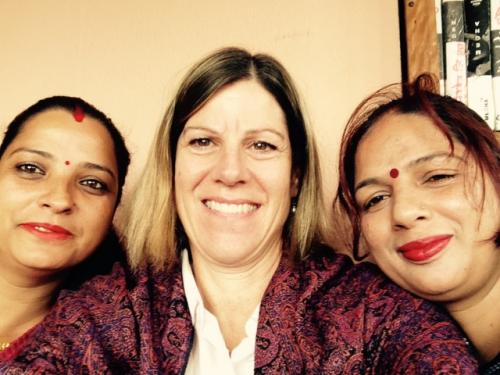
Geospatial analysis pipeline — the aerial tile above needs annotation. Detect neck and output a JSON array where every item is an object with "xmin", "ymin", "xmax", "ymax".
[
  {"xmin": 0, "ymin": 270, "xmax": 62, "ymax": 343},
  {"xmin": 446, "ymin": 267, "xmax": 500, "ymax": 362},
  {"xmin": 191, "ymin": 243, "xmax": 282, "ymax": 351}
]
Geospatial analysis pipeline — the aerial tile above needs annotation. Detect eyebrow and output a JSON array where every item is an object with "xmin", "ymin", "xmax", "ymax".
[
  {"xmin": 246, "ymin": 128, "xmax": 286, "ymax": 140},
  {"xmin": 354, "ymin": 152, "xmax": 464, "ymax": 192},
  {"xmin": 9, "ymin": 147, "xmax": 116, "ymax": 181},
  {"xmin": 407, "ymin": 152, "xmax": 464, "ymax": 167},
  {"xmin": 9, "ymin": 147, "xmax": 52, "ymax": 159},
  {"xmin": 81, "ymin": 162, "xmax": 116, "ymax": 181},
  {"xmin": 183, "ymin": 125, "xmax": 286, "ymax": 140}
]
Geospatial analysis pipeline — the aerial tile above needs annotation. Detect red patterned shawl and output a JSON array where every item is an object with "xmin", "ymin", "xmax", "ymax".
[{"xmin": 1, "ymin": 246, "xmax": 478, "ymax": 374}]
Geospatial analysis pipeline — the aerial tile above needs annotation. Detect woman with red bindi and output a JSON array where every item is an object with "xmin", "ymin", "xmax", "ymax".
[
  {"xmin": 0, "ymin": 96, "xmax": 130, "ymax": 362},
  {"xmin": 337, "ymin": 74, "xmax": 500, "ymax": 373}
]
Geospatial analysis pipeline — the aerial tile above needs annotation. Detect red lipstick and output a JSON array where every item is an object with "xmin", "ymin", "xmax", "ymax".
[
  {"xmin": 398, "ymin": 235, "xmax": 452, "ymax": 262},
  {"xmin": 20, "ymin": 223, "xmax": 73, "ymax": 240}
]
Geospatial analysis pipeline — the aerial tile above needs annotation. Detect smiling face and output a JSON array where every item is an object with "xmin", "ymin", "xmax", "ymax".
[
  {"xmin": 174, "ymin": 79, "xmax": 297, "ymax": 268},
  {"xmin": 354, "ymin": 111, "xmax": 499, "ymax": 303},
  {"xmin": 0, "ymin": 108, "xmax": 119, "ymax": 280}
]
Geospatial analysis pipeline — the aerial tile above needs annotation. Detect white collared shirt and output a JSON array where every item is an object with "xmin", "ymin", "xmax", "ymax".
[{"xmin": 181, "ymin": 250, "xmax": 259, "ymax": 375}]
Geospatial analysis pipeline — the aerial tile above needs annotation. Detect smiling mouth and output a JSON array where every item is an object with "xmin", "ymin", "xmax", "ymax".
[
  {"xmin": 20, "ymin": 223, "xmax": 73, "ymax": 240},
  {"xmin": 204, "ymin": 200, "xmax": 259, "ymax": 214},
  {"xmin": 397, "ymin": 235, "xmax": 453, "ymax": 262}
]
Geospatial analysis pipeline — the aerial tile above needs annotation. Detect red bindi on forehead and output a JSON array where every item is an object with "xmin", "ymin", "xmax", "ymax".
[
  {"xmin": 389, "ymin": 168, "xmax": 399, "ymax": 178},
  {"xmin": 73, "ymin": 106, "xmax": 85, "ymax": 122},
  {"xmin": 64, "ymin": 161, "xmax": 71, "ymax": 166}
]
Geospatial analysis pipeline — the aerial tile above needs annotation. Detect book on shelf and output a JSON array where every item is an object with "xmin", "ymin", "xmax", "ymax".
[
  {"xmin": 442, "ymin": 0, "xmax": 468, "ymax": 104},
  {"xmin": 435, "ymin": 0, "xmax": 446, "ymax": 94},
  {"xmin": 491, "ymin": 0, "xmax": 500, "ymax": 130},
  {"xmin": 465, "ymin": 0, "xmax": 495, "ymax": 130}
]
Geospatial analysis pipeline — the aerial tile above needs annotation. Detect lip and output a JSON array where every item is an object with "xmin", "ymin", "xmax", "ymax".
[
  {"xmin": 20, "ymin": 222, "xmax": 74, "ymax": 240},
  {"xmin": 397, "ymin": 234, "xmax": 453, "ymax": 262}
]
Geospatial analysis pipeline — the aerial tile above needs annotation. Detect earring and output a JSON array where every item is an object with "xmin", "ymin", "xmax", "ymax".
[{"xmin": 291, "ymin": 198, "xmax": 297, "ymax": 214}]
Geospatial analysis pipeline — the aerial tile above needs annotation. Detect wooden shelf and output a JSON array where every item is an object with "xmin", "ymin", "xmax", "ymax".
[
  {"xmin": 402, "ymin": 0, "xmax": 440, "ymax": 83},
  {"xmin": 400, "ymin": 0, "xmax": 500, "ymax": 135}
]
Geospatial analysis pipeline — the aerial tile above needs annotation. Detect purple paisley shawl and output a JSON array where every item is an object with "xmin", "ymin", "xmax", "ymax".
[{"xmin": 1, "ymin": 246, "xmax": 478, "ymax": 374}]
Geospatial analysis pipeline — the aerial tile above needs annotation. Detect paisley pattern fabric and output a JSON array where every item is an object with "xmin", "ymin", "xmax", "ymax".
[
  {"xmin": 1, "ymin": 246, "xmax": 478, "ymax": 374},
  {"xmin": 0, "ymin": 325, "xmax": 39, "ymax": 363}
]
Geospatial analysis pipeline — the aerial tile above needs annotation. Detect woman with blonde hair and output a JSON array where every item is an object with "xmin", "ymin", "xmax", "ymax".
[{"xmin": 3, "ymin": 49, "xmax": 477, "ymax": 373}]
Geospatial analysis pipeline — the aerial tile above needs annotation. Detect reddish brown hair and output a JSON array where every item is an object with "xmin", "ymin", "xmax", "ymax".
[{"xmin": 336, "ymin": 74, "xmax": 500, "ymax": 260}]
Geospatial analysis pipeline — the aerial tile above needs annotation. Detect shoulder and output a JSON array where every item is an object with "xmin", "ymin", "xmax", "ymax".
[
  {"xmin": 56, "ymin": 260, "xmax": 132, "ymax": 308},
  {"xmin": 268, "ymin": 244, "xmax": 419, "ymax": 309},
  {"xmin": 300, "ymin": 246, "xmax": 459, "ymax": 337},
  {"xmin": 3, "ymin": 261, "xmax": 138, "ymax": 372},
  {"xmin": 4, "ymin": 260, "xmax": 189, "ymax": 373},
  {"xmin": 298, "ymin": 245, "xmax": 479, "ymax": 373},
  {"xmin": 301, "ymin": 244, "xmax": 434, "ymax": 311},
  {"xmin": 47, "ymin": 258, "xmax": 185, "ymax": 330}
]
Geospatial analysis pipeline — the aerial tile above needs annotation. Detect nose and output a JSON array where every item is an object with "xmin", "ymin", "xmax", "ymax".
[
  {"xmin": 212, "ymin": 146, "xmax": 249, "ymax": 186},
  {"xmin": 38, "ymin": 179, "xmax": 75, "ymax": 214},
  {"xmin": 391, "ymin": 189, "xmax": 430, "ymax": 230}
]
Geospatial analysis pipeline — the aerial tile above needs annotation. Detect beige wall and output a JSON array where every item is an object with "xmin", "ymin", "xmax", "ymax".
[{"xmin": 0, "ymin": 0, "xmax": 401, "ymax": 247}]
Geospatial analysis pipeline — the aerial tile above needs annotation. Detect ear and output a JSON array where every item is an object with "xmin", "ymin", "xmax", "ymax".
[{"xmin": 290, "ymin": 170, "xmax": 300, "ymax": 198}]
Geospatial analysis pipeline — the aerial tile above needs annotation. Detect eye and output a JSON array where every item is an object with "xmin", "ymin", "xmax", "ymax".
[
  {"xmin": 16, "ymin": 163, "xmax": 45, "ymax": 176},
  {"xmin": 80, "ymin": 179, "xmax": 109, "ymax": 194},
  {"xmin": 252, "ymin": 141, "xmax": 277, "ymax": 152},
  {"xmin": 363, "ymin": 194, "xmax": 389, "ymax": 211},
  {"xmin": 189, "ymin": 138, "xmax": 213, "ymax": 148},
  {"xmin": 426, "ymin": 173, "xmax": 456, "ymax": 184}
]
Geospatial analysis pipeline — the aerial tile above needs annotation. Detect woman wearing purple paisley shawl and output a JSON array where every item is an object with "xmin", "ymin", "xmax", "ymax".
[
  {"xmin": 336, "ymin": 75, "xmax": 499, "ymax": 374},
  {"xmin": 0, "ymin": 96, "xmax": 130, "ymax": 363},
  {"xmin": 2, "ymin": 49, "xmax": 478, "ymax": 374}
]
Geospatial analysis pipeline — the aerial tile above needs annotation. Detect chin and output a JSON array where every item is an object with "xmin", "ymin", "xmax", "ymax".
[
  {"xmin": 404, "ymin": 278, "xmax": 461, "ymax": 302},
  {"xmin": 16, "ymin": 253, "xmax": 68, "ymax": 272}
]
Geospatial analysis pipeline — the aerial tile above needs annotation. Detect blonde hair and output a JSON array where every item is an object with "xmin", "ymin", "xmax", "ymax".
[{"xmin": 123, "ymin": 47, "xmax": 327, "ymax": 271}]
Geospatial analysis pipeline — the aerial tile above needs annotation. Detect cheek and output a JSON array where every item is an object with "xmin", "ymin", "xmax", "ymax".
[
  {"xmin": 361, "ymin": 216, "xmax": 386, "ymax": 247},
  {"xmin": 439, "ymin": 192, "xmax": 471, "ymax": 212},
  {"xmin": 253, "ymin": 159, "xmax": 293, "ymax": 192},
  {"xmin": 271, "ymin": 173, "xmax": 294, "ymax": 196},
  {"xmin": 432, "ymin": 190, "xmax": 480, "ymax": 232},
  {"xmin": 476, "ymin": 194, "xmax": 500, "ymax": 239},
  {"xmin": 83, "ymin": 201, "xmax": 115, "ymax": 241},
  {"xmin": 175, "ymin": 155, "xmax": 208, "ymax": 190},
  {"xmin": 0, "ymin": 178, "xmax": 39, "ymax": 202},
  {"xmin": 173, "ymin": 168, "xmax": 197, "ymax": 222},
  {"xmin": 174, "ymin": 169, "xmax": 192, "ymax": 208}
]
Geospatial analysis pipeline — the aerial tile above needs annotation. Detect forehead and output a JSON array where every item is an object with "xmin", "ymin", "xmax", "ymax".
[
  {"xmin": 356, "ymin": 112, "xmax": 454, "ymax": 166},
  {"xmin": 185, "ymin": 79, "xmax": 287, "ymax": 132},
  {"xmin": 6, "ymin": 108, "xmax": 116, "ymax": 164},
  {"xmin": 17, "ymin": 108, "xmax": 111, "ymax": 143}
]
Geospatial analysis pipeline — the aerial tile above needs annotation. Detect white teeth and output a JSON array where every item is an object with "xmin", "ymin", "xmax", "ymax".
[
  {"xmin": 205, "ymin": 200, "xmax": 258, "ymax": 214},
  {"xmin": 34, "ymin": 226, "xmax": 51, "ymax": 233}
]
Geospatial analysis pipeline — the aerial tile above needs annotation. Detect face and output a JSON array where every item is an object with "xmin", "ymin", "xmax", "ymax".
[
  {"xmin": 175, "ymin": 79, "xmax": 297, "ymax": 267},
  {"xmin": 354, "ymin": 112, "xmax": 499, "ymax": 304},
  {"xmin": 0, "ymin": 109, "xmax": 119, "ymax": 280}
]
